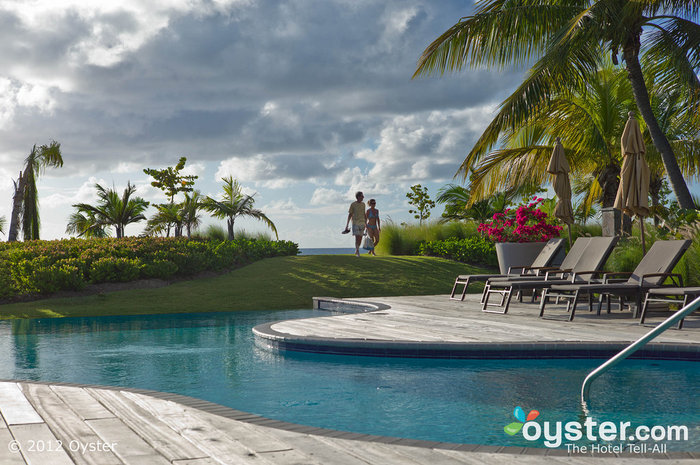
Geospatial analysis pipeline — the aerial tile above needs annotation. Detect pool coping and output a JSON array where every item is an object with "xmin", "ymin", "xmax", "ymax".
[
  {"xmin": 5, "ymin": 378, "xmax": 697, "ymax": 460},
  {"xmin": 252, "ymin": 297, "xmax": 700, "ymax": 361}
]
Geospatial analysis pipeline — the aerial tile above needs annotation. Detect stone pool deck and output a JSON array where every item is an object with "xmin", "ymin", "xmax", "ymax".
[{"xmin": 1, "ymin": 294, "xmax": 698, "ymax": 464}]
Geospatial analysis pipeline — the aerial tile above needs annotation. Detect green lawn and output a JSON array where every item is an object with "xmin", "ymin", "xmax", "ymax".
[{"xmin": 0, "ymin": 255, "xmax": 492, "ymax": 320}]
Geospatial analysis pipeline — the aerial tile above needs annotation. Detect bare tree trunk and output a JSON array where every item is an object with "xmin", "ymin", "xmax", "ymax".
[
  {"xmin": 623, "ymin": 43, "xmax": 695, "ymax": 209},
  {"xmin": 227, "ymin": 218, "xmax": 234, "ymax": 240},
  {"xmin": 8, "ymin": 172, "xmax": 25, "ymax": 242}
]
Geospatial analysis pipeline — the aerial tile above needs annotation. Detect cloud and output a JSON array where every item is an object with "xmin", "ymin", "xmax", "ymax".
[
  {"xmin": 355, "ymin": 105, "xmax": 496, "ymax": 184},
  {"xmin": 310, "ymin": 187, "xmax": 348, "ymax": 206},
  {"xmin": 216, "ymin": 153, "xmax": 342, "ymax": 188}
]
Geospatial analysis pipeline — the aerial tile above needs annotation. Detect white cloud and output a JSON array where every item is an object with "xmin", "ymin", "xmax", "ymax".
[{"xmin": 310, "ymin": 187, "xmax": 347, "ymax": 206}]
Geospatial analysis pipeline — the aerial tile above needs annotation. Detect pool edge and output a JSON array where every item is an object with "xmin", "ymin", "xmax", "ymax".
[{"xmin": 3, "ymin": 378, "xmax": 696, "ymax": 460}]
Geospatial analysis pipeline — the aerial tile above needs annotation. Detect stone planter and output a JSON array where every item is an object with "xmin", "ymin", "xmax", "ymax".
[{"xmin": 494, "ymin": 242, "xmax": 548, "ymax": 274}]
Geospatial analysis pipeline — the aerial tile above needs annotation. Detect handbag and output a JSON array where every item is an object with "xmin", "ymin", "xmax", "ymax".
[{"xmin": 362, "ymin": 235, "xmax": 373, "ymax": 250}]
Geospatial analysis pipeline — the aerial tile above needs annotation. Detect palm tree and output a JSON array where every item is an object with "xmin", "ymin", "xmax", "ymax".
[
  {"xmin": 145, "ymin": 203, "xmax": 183, "ymax": 237},
  {"xmin": 451, "ymin": 64, "xmax": 699, "ymax": 218},
  {"xmin": 0, "ymin": 216, "xmax": 5, "ymax": 236},
  {"xmin": 202, "ymin": 177, "xmax": 278, "ymax": 241},
  {"xmin": 66, "ymin": 182, "xmax": 149, "ymax": 238},
  {"xmin": 436, "ymin": 184, "xmax": 517, "ymax": 222},
  {"xmin": 414, "ymin": 0, "xmax": 700, "ymax": 209},
  {"xmin": 181, "ymin": 191, "xmax": 203, "ymax": 237},
  {"xmin": 65, "ymin": 210, "xmax": 109, "ymax": 238},
  {"xmin": 146, "ymin": 191, "xmax": 203, "ymax": 238},
  {"xmin": 8, "ymin": 141, "xmax": 63, "ymax": 241}
]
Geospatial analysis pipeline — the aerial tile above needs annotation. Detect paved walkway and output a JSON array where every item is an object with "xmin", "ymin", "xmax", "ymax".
[{"xmin": 0, "ymin": 295, "xmax": 697, "ymax": 464}]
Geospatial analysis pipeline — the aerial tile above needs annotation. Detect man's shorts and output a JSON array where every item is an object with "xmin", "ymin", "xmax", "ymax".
[{"xmin": 352, "ymin": 224, "xmax": 365, "ymax": 236}]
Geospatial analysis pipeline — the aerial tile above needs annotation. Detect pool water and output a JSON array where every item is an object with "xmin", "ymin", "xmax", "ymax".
[{"xmin": 0, "ymin": 310, "xmax": 697, "ymax": 450}]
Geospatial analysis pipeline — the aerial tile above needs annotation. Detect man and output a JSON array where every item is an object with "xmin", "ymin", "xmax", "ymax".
[{"xmin": 344, "ymin": 191, "xmax": 366, "ymax": 257}]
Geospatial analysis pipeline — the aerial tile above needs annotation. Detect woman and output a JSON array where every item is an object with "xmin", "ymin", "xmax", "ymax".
[{"xmin": 365, "ymin": 199, "xmax": 380, "ymax": 256}]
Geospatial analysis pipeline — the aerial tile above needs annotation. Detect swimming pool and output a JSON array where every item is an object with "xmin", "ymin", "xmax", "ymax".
[{"xmin": 0, "ymin": 309, "xmax": 697, "ymax": 451}]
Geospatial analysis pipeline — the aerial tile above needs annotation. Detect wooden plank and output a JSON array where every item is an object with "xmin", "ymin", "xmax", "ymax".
[
  {"xmin": 265, "ymin": 428, "xmax": 385, "ymax": 465},
  {"xmin": 171, "ymin": 459, "xmax": 221, "ymax": 465},
  {"xmin": 85, "ymin": 389, "xmax": 208, "ymax": 462},
  {"xmin": 21, "ymin": 383, "xmax": 122, "ymax": 465},
  {"xmin": 50, "ymin": 386, "xmax": 114, "ymax": 421},
  {"xmin": 0, "ymin": 428, "xmax": 29, "ymax": 465},
  {"xmin": 0, "ymin": 383, "xmax": 42, "ymax": 425},
  {"xmin": 181, "ymin": 407, "xmax": 326, "ymax": 465},
  {"xmin": 86, "ymin": 417, "xmax": 171, "ymax": 465},
  {"xmin": 143, "ymin": 403, "xmax": 283, "ymax": 465},
  {"xmin": 9, "ymin": 423, "xmax": 74, "ymax": 465},
  {"xmin": 311, "ymin": 436, "xmax": 432, "ymax": 465}
]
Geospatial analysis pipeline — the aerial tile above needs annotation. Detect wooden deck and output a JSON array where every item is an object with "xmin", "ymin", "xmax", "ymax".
[
  {"xmin": 0, "ymin": 294, "xmax": 698, "ymax": 464},
  {"xmin": 0, "ymin": 380, "xmax": 697, "ymax": 464},
  {"xmin": 266, "ymin": 294, "xmax": 700, "ymax": 348}
]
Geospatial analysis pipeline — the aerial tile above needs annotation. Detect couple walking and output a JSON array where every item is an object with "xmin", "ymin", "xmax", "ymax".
[{"xmin": 343, "ymin": 191, "xmax": 380, "ymax": 257}]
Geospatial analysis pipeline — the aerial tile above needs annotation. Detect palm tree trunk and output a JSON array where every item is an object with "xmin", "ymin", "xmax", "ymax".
[
  {"xmin": 227, "ymin": 218, "xmax": 234, "ymax": 241},
  {"xmin": 623, "ymin": 45, "xmax": 695, "ymax": 209},
  {"xmin": 8, "ymin": 173, "xmax": 24, "ymax": 242}
]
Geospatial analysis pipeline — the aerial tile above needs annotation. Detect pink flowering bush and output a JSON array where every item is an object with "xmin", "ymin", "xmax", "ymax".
[{"xmin": 477, "ymin": 197, "xmax": 562, "ymax": 243}]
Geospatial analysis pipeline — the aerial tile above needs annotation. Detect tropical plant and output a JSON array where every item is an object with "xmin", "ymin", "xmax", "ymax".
[
  {"xmin": 414, "ymin": 0, "xmax": 700, "ymax": 209},
  {"xmin": 406, "ymin": 184, "xmax": 435, "ymax": 225},
  {"xmin": 0, "ymin": 216, "xmax": 5, "ymax": 235},
  {"xmin": 65, "ymin": 210, "xmax": 109, "ymax": 238},
  {"xmin": 146, "ymin": 203, "xmax": 184, "ymax": 237},
  {"xmin": 143, "ymin": 156, "xmax": 198, "ymax": 203},
  {"xmin": 8, "ymin": 141, "xmax": 63, "ymax": 241},
  {"xmin": 202, "ymin": 176, "xmax": 278, "ymax": 241},
  {"xmin": 478, "ymin": 197, "xmax": 562, "ymax": 243},
  {"xmin": 180, "ymin": 191, "xmax": 203, "ymax": 237},
  {"xmin": 66, "ymin": 182, "xmax": 150, "ymax": 238}
]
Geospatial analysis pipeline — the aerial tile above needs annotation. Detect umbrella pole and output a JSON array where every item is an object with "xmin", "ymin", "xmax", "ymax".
[{"xmin": 640, "ymin": 217, "xmax": 646, "ymax": 254}]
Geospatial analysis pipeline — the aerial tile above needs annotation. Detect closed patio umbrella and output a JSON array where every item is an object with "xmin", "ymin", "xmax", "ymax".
[
  {"xmin": 614, "ymin": 112, "xmax": 651, "ymax": 253},
  {"xmin": 547, "ymin": 138, "xmax": 574, "ymax": 246}
]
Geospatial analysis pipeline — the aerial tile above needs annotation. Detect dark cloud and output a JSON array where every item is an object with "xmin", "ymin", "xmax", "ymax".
[{"xmin": 0, "ymin": 0, "xmax": 523, "ymax": 183}]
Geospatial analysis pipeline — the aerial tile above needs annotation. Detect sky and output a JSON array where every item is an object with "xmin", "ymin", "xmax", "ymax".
[{"xmin": 0, "ymin": 0, "xmax": 529, "ymax": 248}]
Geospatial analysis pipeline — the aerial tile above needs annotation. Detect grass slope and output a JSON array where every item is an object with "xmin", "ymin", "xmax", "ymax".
[{"xmin": 0, "ymin": 255, "xmax": 491, "ymax": 320}]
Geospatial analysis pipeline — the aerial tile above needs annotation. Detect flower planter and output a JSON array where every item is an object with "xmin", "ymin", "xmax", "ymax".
[{"xmin": 494, "ymin": 242, "xmax": 548, "ymax": 274}]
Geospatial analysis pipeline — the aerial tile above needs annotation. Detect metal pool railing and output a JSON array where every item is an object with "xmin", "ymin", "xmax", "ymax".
[{"xmin": 581, "ymin": 295, "xmax": 700, "ymax": 411}]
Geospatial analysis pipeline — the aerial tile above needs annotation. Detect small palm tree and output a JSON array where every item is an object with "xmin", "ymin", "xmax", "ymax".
[
  {"xmin": 8, "ymin": 141, "xmax": 63, "ymax": 241},
  {"xmin": 145, "ymin": 203, "xmax": 183, "ymax": 237},
  {"xmin": 146, "ymin": 191, "xmax": 202, "ymax": 238},
  {"xmin": 181, "ymin": 191, "xmax": 203, "ymax": 237},
  {"xmin": 203, "ymin": 177, "xmax": 278, "ymax": 241},
  {"xmin": 65, "ymin": 210, "xmax": 109, "ymax": 238},
  {"xmin": 66, "ymin": 182, "xmax": 149, "ymax": 238}
]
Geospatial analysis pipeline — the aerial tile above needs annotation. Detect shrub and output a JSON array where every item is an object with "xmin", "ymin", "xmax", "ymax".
[
  {"xmin": 89, "ymin": 257, "xmax": 141, "ymax": 283},
  {"xmin": 140, "ymin": 260, "xmax": 179, "ymax": 279},
  {"xmin": 478, "ymin": 197, "xmax": 562, "ymax": 243},
  {"xmin": 419, "ymin": 237, "xmax": 497, "ymax": 266},
  {"xmin": 0, "ymin": 237, "xmax": 298, "ymax": 299},
  {"xmin": 375, "ymin": 220, "xmax": 480, "ymax": 255}
]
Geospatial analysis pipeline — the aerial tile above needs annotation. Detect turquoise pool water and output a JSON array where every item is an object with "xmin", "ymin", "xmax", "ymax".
[{"xmin": 0, "ymin": 309, "xmax": 697, "ymax": 450}]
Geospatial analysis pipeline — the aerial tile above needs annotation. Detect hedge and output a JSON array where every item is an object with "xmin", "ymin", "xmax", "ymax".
[
  {"xmin": 0, "ymin": 237, "xmax": 298, "ymax": 299},
  {"xmin": 418, "ymin": 236, "xmax": 497, "ymax": 267}
]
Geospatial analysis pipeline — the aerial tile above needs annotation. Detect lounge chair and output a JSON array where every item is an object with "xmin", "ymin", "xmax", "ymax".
[
  {"xmin": 449, "ymin": 237, "xmax": 565, "ymax": 301},
  {"xmin": 639, "ymin": 286, "xmax": 700, "ymax": 329},
  {"xmin": 540, "ymin": 239, "xmax": 691, "ymax": 321},
  {"xmin": 482, "ymin": 236, "xmax": 618, "ymax": 314}
]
